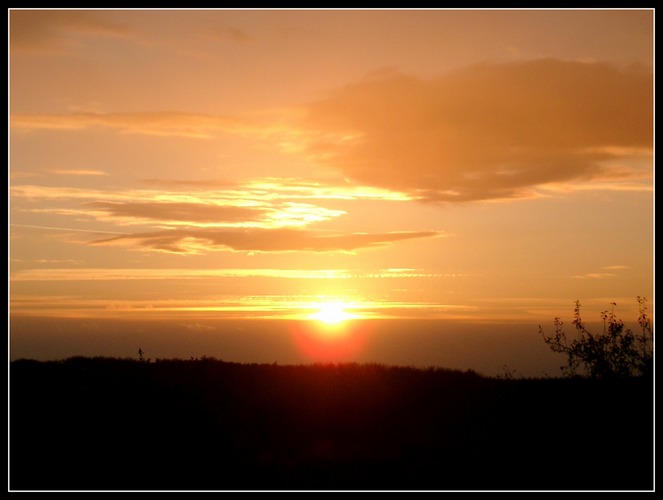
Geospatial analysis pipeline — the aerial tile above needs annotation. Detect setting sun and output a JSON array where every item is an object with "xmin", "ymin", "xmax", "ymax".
[{"xmin": 308, "ymin": 302, "xmax": 359, "ymax": 325}]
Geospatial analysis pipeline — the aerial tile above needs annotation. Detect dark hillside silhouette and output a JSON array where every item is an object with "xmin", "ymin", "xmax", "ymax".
[{"xmin": 10, "ymin": 357, "xmax": 653, "ymax": 491}]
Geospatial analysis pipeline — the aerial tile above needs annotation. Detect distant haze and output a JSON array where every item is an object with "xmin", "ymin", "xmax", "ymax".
[{"xmin": 11, "ymin": 316, "xmax": 629, "ymax": 378}]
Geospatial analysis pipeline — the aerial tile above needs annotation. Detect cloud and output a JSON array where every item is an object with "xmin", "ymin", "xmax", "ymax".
[
  {"xmin": 10, "ymin": 223, "xmax": 126, "ymax": 236},
  {"xmin": 11, "ymin": 178, "xmax": 408, "ymax": 231},
  {"xmin": 572, "ymin": 273, "xmax": 616, "ymax": 280},
  {"xmin": 90, "ymin": 228, "xmax": 441, "ymax": 254},
  {"xmin": 299, "ymin": 59, "xmax": 653, "ymax": 202},
  {"xmin": 10, "ymin": 111, "xmax": 249, "ymax": 139},
  {"xmin": 571, "ymin": 265, "xmax": 628, "ymax": 280},
  {"xmin": 49, "ymin": 168, "xmax": 109, "ymax": 176},
  {"xmin": 85, "ymin": 201, "xmax": 268, "ymax": 225},
  {"xmin": 10, "ymin": 10, "xmax": 130, "ymax": 53},
  {"xmin": 137, "ymin": 177, "xmax": 412, "ymax": 202},
  {"xmin": 601, "ymin": 265, "xmax": 629, "ymax": 271},
  {"xmin": 8, "ymin": 176, "xmax": 433, "ymax": 255},
  {"xmin": 84, "ymin": 199, "xmax": 347, "ymax": 229}
]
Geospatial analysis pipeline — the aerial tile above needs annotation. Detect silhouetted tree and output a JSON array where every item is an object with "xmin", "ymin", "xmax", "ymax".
[{"xmin": 540, "ymin": 297, "xmax": 653, "ymax": 378}]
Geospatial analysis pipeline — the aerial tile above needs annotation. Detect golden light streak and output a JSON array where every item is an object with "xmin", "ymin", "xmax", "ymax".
[
  {"xmin": 9, "ymin": 267, "xmax": 458, "ymax": 281},
  {"xmin": 244, "ymin": 178, "xmax": 414, "ymax": 201},
  {"xmin": 9, "ymin": 292, "xmax": 473, "ymax": 320}
]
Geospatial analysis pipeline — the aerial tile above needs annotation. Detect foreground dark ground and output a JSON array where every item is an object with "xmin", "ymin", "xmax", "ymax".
[{"xmin": 10, "ymin": 357, "xmax": 653, "ymax": 491}]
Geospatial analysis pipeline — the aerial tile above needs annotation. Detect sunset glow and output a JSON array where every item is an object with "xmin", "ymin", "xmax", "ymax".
[{"xmin": 9, "ymin": 8, "xmax": 653, "ymax": 373}]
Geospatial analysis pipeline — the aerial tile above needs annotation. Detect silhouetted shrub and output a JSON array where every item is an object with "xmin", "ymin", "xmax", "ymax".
[{"xmin": 540, "ymin": 297, "xmax": 653, "ymax": 378}]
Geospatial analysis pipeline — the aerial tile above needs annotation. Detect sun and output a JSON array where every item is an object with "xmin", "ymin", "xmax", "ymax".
[
  {"xmin": 308, "ymin": 302, "xmax": 359, "ymax": 325},
  {"xmin": 295, "ymin": 301, "xmax": 370, "ymax": 362}
]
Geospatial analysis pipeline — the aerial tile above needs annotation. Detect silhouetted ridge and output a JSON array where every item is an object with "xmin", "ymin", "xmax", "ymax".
[{"xmin": 10, "ymin": 357, "xmax": 653, "ymax": 491}]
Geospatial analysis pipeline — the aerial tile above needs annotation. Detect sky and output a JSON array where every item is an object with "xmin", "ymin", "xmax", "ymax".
[{"xmin": 8, "ymin": 9, "xmax": 654, "ymax": 372}]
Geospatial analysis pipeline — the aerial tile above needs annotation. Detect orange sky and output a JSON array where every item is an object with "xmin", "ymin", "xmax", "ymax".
[{"xmin": 9, "ymin": 9, "xmax": 654, "ymax": 342}]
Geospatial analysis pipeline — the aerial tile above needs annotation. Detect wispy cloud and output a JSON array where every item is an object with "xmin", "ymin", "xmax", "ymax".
[
  {"xmin": 9, "ymin": 223, "xmax": 127, "ymax": 236},
  {"xmin": 90, "ymin": 228, "xmax": 441, "ymax": 254},
  {"xmin": 571, "ymin": 265, "xmax": 629, "ymax": 280},
  {"xmin": 10, "ymin": 111, "xmax": 250, "ymax": 139},
  {"xmin": 11, "ymin": 177, "xmax": 412, "ymax": 234},
  {"xmin": 82, "ymin": 200, "xmax": 347, "ymax": 229},
  {"xmin": 572, "ymin": 272, "xmax": 617, "ymax": 280},
  {"xmin": 11, "ymin": 179, "xmax": 442, "ymax": 254},
  {"xmin": 84, "ymin": 201, "xmax": 271, "ymax": 225},
  {"xmin": 49, "ymin": 168, "xmax": 109, "ymax": 176}
]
